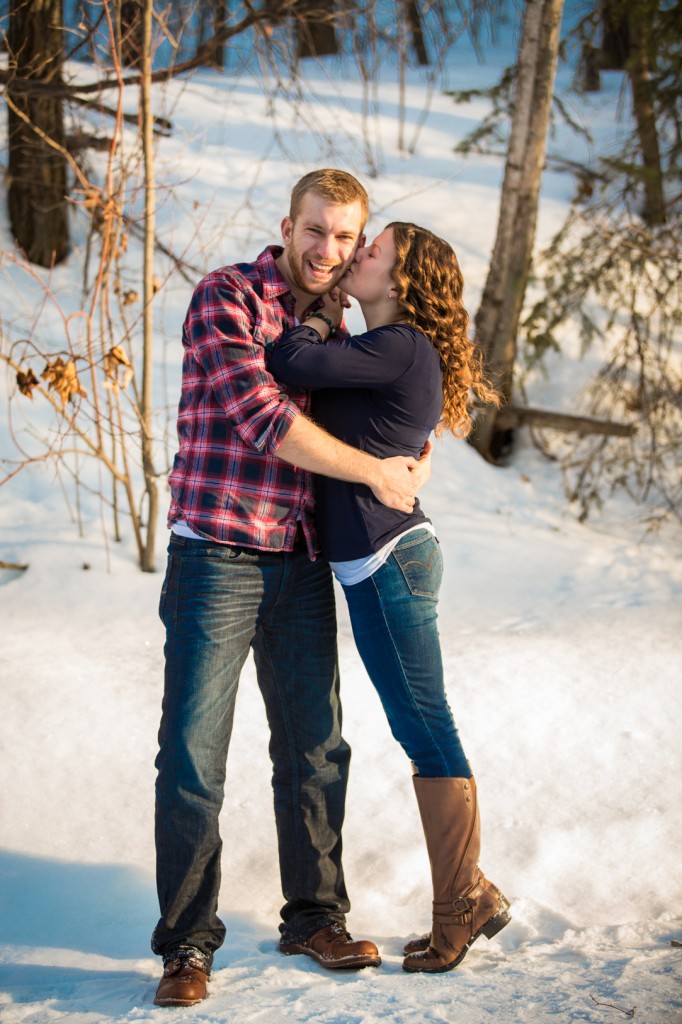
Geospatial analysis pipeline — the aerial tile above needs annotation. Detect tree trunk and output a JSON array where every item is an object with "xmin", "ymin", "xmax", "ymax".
[
  {"xmin": 294, "ymin": 0, "xmax": 339, "ymax": 58},
  {"xmin": 120, "ymin": 0, "xmax": 143, "ymax": 67},
  {"xmin": 197, "ymin": 0, "xmax": 228, "ymax": 68},
  {"xmin": 405, "ymin": 0, "xmax": 429, "ymax": 66},
  {"xmin": 469, "ymin": 0, "xmax": 564, "ymax": 461},
  {"xmin": 7, "ymin": 0, "xmax": 69, "ymax": 267},
  {"xmin": 576, "ymin": 42, "xmax": 600, "ymax": 93},
  {"xmin": 600, "ymin": 0, "xmax": 630, "ymax": 70},
  {"xmin": 211, "ymin": 1, "xmax": 228, "ymax": 68},
  {"xmin": 626, "ymin": 1, "xmax": 666, "ymax": 226}
]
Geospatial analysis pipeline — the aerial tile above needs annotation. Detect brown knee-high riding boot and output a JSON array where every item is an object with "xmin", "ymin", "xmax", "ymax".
[{"xmin": 402, "ymin": 776, "xmax": 510, "ymax": 973}]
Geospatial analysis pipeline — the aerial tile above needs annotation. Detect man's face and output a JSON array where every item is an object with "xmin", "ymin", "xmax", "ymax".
[{"xmin": 279, "ymin": 192, "xmax": 365, "ymax": 297}]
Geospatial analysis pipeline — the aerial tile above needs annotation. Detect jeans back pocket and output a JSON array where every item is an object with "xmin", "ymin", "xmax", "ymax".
[{"xmin": 392, "ymin": 532, "xmax": 442, "ymax": 598}]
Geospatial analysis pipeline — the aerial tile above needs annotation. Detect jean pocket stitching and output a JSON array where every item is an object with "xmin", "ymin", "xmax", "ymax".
[{"xmin": 393, "ymin": 544, "xmax": 442, "ymax": 598}]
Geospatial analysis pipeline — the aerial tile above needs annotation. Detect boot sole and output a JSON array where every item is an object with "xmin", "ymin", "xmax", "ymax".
[
  {"xmin": 402, "ymin": 901, "xmax": 511, "ymax": 974},
  {"xmin": 154, "ymin": 996, "xmax": 206, "ymax": 1006},
  {"xmin": 279, "ymin": 945, "xmax": 381, "ymax": 970}
]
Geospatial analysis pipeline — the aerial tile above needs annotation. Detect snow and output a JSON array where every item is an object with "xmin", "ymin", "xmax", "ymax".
[{"xmin": 1, "ymin": 10, "xmax": 681, "ymax": 1024}]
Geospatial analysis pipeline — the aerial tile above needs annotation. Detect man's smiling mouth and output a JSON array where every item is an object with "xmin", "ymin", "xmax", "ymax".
[{"xmin": 309, "ymin": 261, "xmax": 337, "ymax": 277}]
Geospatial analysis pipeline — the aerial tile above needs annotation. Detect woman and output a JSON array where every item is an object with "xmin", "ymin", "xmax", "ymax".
[{"xmin": 268, "ymin": 222, "xmax": 509, "ymax": 974}]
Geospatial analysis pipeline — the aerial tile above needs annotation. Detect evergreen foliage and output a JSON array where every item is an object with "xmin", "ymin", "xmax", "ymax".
[{"xmin": 524, "ymin": 203, "xmax": 681, "ymax": 525}]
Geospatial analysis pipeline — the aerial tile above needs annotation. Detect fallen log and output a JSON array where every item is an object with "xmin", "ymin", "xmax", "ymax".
[
  {"xmin": 495, "ymin": 404, "xmax": 636, "ymax": 437},
  {"xmin": 0, "ymin": 559, "xmax": 28, "ymax": 571}
]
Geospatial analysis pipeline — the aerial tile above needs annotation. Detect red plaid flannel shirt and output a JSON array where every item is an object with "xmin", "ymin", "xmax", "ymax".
[{"xmin": 167, "ymin": 246, "xmax": 319, "ymax": 553}]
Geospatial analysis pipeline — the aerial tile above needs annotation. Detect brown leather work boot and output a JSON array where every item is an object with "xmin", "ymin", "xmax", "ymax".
[
  {"xmin": 279, "ymin": 922, "xmax": 381, "ymax": 969},
  {"xmin": 402, "ymin": 776, "xmax": 511, "ymax": 974},
  {"xmin": 154, "ymin": 948, "xmax": 210, "ymax": 1006}
]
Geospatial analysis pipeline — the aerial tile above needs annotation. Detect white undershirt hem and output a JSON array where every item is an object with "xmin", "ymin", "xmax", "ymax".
[
  {"xmin": 171, "ymin": 521, "xmax": 208, "ymax": 540},
  {"xmin": 329, "ymin": 522, "xmax": 436, "ymax": 587}
]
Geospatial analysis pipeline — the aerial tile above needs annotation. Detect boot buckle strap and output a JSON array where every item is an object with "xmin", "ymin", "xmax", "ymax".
[
  {"xmin": 433, "ymin": 896, "xmax": 475, "ymax": 916},
  {"xmin": 451, "ymin": 896, "xmax": 474, "ymax": 914}
]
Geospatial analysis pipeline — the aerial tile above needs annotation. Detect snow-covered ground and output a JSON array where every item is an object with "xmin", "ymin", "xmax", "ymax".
[{"xmin": 1, "ymin": 9, "xmax": 681, "ymax": 1024}]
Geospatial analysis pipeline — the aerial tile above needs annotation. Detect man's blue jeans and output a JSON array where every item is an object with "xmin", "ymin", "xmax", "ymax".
[
  {"xmin": 341, "ymin": 530, "xmax": 470, "ymax": 779},
  {"xmin": 152, "ymin": 534, "xmax": 351, "ymax": 964}
]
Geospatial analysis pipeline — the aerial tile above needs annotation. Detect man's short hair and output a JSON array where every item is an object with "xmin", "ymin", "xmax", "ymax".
[{"xmin": 289, "ymin": 169, "xmax": 369, "ymax": 232}]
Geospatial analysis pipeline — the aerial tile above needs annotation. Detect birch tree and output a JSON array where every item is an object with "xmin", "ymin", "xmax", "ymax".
[{"xmin": 470, "ymin": 0, "xmax": 565, "ymax": 461}]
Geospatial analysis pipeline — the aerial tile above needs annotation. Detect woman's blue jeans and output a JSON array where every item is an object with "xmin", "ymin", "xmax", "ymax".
[
  {"xmin": 342, "ymin": 530, "xmax": 470, "ymax": 779},
  {"xmin": 153, "ymin": 534, "xmax": 351, "ymax": 964}
]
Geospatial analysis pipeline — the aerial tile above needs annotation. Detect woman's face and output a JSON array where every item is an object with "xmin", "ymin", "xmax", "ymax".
[{"xmin": 340, "ymin": 226, "xmax": 397, "ymax": 304}]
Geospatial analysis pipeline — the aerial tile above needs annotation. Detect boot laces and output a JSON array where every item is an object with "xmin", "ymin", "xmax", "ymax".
[{"xmin": 163, "ymin": 945, "xmax": 209, "ymax": 974}]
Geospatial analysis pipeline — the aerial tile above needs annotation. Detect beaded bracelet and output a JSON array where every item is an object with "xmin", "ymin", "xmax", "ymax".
[{"xmin": 304, "ymin": 311, "xmax": 336, "ymax": 336}]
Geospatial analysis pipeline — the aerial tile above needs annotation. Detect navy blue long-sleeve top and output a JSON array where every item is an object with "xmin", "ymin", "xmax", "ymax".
[{"xmin": 268, "ymin": 321, "xmax": 443, "ymax": 561}]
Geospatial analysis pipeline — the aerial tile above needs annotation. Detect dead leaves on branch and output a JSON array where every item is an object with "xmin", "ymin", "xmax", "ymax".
[
  {"xmin": 41, "ymin": 357, "xmax": 87, "ymax": 407},
  {"xmin": 16, "ymin": 344, "xmax": 134, "ymax": 407},
  {"xmin": 16, "ymin": 359, "xmax": 86, "ymax": 406},
  {"xmin": 103, "ymin": 345, "xmax": 133, "ymax": 392},
  {"xmin": 16, "ymin": 367, "xmax": 39, "ymax": 398}
]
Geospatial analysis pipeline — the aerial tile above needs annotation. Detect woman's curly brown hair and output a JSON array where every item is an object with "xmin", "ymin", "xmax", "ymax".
[{"xmin": 388, "ymin": 221, "xmax": 498, "ymax": 437}]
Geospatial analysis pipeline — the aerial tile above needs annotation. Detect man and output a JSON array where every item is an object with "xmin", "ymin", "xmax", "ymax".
[{"xmin": 153, "ymin": 169, "xmax": 427, "ymax": 1006}]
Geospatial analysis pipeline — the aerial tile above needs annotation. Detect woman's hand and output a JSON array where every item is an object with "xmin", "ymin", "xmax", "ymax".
[
  {"xmin": 302, "ymin": 287, "xmax": 351, "ymax": 339},
  {"xmin": 329, "ymin": 286, "xmax": 352, "ymax": 310},
  {"xmin": 316, "ymin": 288, "xmax": 345, "ymax": 330}
]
